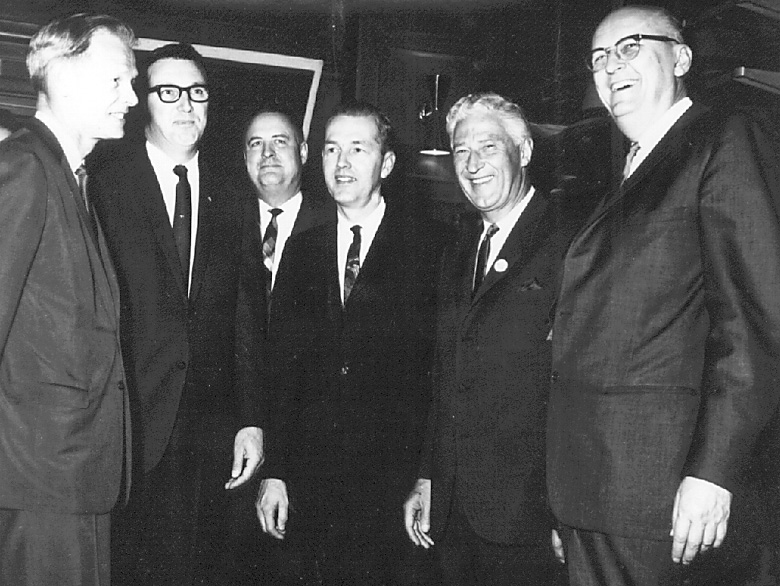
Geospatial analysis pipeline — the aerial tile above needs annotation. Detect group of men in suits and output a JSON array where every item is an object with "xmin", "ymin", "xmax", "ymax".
[
  {"xmin": 2, "ymin": 5, "xmax": 780, "ymax": 586},
  {"xmin": 404, "ymin": 5, "xmax": 780, "ymax": 586}
]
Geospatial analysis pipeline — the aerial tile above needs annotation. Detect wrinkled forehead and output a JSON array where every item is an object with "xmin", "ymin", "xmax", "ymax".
[{"xmin": 592, "ymin": 8, "xmax": 665, "ymax": 49}]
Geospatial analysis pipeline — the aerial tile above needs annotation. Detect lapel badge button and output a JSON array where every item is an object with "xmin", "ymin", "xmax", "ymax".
[{"xmin": 494, "ymin": 259, "xmax": 508, "ymax": 273}]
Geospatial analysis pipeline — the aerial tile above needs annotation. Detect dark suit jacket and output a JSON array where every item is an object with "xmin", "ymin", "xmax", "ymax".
[
  {"xmin": 0, "ymin": 119, "xmax": 129, "ymax": 514},
  {"xmin": 90, "ymin": 139, "xmax": 263, "ymax": 475},
  {"xmin": 421, "ymin": 191, "xmax": 576, "ymax": 545},
  {"xmin": 547, "ymin": 104, "xmax": 780, "ymax": 539},
  {"xmin": 262, "ymin": 201, "xmax": 449, "ymax": 528},
  {"xmin": 261, "ymin": 190, "xmax": 335, "ymax": 320}
]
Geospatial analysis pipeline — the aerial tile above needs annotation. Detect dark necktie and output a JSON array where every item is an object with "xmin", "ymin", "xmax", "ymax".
[
  {"xmin": 76, "ymin": 165, "xmax": 99, "ymax": 241},
  {"xmin": 473, "ymin": 223, "xmax": 499, "ymax": 296},
  {"xmin": 172, "ymin": 165, "xmax": 192, "ymax": 288},
  {"xmin": 622, "ymin": 142, "xmax": 640, "ymax": 184},
  {"xmin": 344, "ymin": 225, "xmax": 361, "ymax": 304}
]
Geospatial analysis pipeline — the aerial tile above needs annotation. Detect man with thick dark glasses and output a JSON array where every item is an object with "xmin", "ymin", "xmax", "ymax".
[
  {"xmin": 547, "ymin": 5, "xmax": 780, "ymax": 585},
  {"xmin": 90, "ymin": 42, "xmax": 264, "ymax": 585}
]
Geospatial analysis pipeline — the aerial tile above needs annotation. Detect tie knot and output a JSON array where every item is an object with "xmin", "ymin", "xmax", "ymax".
[
  {"xmin": 75, "ymin": 165, "xmax": 87, "ymax": 181},
  {"xmin": 269, "ymin": 208, "xmax": 283, "ymax": 219},
  {"xmin": 173, "ymin": 165, "xmax": 188, "ymax": 179},
  {"xmin": 351, "ymin": 225, "xmax": 361, "ymax": 237},
  {"xmin": 485, "ymin": 223, "xmax": 499, "ymax": 240}
]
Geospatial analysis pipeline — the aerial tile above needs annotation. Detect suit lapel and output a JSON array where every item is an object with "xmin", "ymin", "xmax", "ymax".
[
  {"xmin": 291, "ymin": 192, "xmax": 333, "ymax": 237},
  {"xmin": 133, "ymin": 146, "xmax": 189, "ymax": 300},
  {"xmin": 25, "ymin": 120, "xmax": 120, "ymax": 325},
  {"xmin": 322, "ymin": 223, "xmax": 344, "ymax": 328},
  {"xmin": 342, "ymin": 203, "xmax": 399, "ymax": 308},
  {"xmin": 471, "ymin": 192, "xmax": 549, "ymax": 305},
  {"xmin": 189, "ymin": 162, "xmax": 215, "ymax": 303},
  {"xmin": 454, "ymin": 215, "xmax": 482, "ymax": 315},
  {"xmin": 27, "ymin": 119, "xmax": 101, "ymax": 249},
  {"xmin": 577, "ymin": 103, "xmax": 706, "ymax": 239}
]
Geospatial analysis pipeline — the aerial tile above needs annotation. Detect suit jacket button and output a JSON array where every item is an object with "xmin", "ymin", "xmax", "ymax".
[
  {"xmin": 340, "ymin": 365, "xmax": 349, "ymax": 375},
  {"xmin": 550, "ymin": 371, "xmax": 559, "ymax": 382},
  {"xmin": 177, "ymin": 360, "xmax": 187, "ymax": 370},
  {"xmin": 118, "ymin": 381, "xmax": 126, "ymax": 390}
]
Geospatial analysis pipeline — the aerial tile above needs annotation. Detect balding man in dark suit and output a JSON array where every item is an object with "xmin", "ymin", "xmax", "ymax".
[{"xmin": 547, "ymin": 6, "xmax": 780, "ymax": 585}]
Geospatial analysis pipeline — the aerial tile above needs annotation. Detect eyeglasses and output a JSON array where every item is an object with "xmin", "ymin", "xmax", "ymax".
[
  {"xmin": 148, "ymin": 84, "xmax": 209, "ymax": 103},
  {"xmin": 587, "ymin": 34, "xmax": 680, "ymax": 72}
]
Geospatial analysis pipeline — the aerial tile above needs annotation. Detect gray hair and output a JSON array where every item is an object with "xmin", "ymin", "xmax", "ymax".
[
  {"xmin": 27, "ymin": 13, "xmax": 136, "ymax": 94},
  {"xmin": 445, "ymin": 93, "xmax": 531, "ymax": 147}
]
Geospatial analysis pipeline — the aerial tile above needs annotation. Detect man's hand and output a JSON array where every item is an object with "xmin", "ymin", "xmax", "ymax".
[
  {"xmin": 671, "ymin": 476, "xmax": 732, "ymax": 564},
  {"xmin": 224, "ymin": 426, "xmax": 263, "ymax": 490},
  {"xmin": 403, "ymin": 478, "xmax": 434, "ymax": 549},
  {"xmin": 552, "ymin": 529, "xmax": 566, "ymax": 564},
  {"xmin": 257, "ymin": 478, "xmax": 289, "ymax": 540}
]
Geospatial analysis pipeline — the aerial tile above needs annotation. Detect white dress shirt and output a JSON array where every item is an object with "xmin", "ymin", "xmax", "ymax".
[
  {"xmin": 477, "ymin": 186, "xmax": 535, "ymax": 274},
  {"xmin": 626, "ymin": 97, "xmax": 692, "ymax": 179},
  {"xmin": 146, "ymin": 141, "xmax": 200, "ymax": 292}
]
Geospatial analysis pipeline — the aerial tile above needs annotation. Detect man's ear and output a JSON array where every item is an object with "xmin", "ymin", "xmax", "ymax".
[
  {"xmin": 674, "ymin": 44, "xmax": 693, "ymax": 77},
  {"xmin": 380, "ymin": 150, "xmax": 396, "ymax": 179},
  {"xmin": 520, "ymin": 137, "xmax": 533, "ymax": 168},
  {"xmin": 299, "ymin": 141, "xmax": 309, "ymax": 166}
]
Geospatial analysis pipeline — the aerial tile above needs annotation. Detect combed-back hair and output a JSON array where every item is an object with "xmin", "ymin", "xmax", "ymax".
[
  {"xmin": 326, "ymin": 101, "xmax": 394, "ymax": 154},
  {"xmin": 140, "ymin": 43, "xmax": 208, "ymax": 94},
  {"xmin": 445, "ymin": 92, "xmax": 531, "ymax": 148},
  {"xmin": 27, "ymin": 13, "xmax": 136, "ymax": 94}
]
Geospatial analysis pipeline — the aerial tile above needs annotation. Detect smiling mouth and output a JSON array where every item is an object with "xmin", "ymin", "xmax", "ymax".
[
  {"xmin": 335, "ymin": 175, "xmax": 356, "ymax": 184},
  {"xmin": 610, "ymin": 80, "xmax": 635, "ymax": 92},
  {"xmin": 470, "ymin": 175, "xmax": 494, "ymax": 185}
]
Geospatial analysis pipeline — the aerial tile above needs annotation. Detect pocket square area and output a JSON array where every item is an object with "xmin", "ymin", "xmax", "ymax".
[{"xmin": 519, "ymin": 278, "xmax": 543, "ymax": 291}]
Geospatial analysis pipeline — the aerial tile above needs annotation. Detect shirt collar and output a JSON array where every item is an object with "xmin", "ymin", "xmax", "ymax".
[
  {"xmin": 483, "ymin": 186, "xmax": 535, "ymax": 235},
  {"xmin": 259, "ymin": 191, "xmax": 302, "ymax": 216},
  {"xmin": 337, "ymin": 196, "xmax": 386, "ymax": 234},
  {"xmin": 633, "ymin": 97, "xmax": 692, "ymax": 170},
  {"xmin": 146, "ymin": 139, "xmax": 199, "ymax": 174}
]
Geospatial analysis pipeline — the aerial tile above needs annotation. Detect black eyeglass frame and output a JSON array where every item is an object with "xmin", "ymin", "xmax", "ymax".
[
  {"xmin": 147, "ymin": 84, "xmax": 210, "ymax": 103},
  {"xmin": 587, "ymin": 34, "xmax": 681, "ymax": 72}
]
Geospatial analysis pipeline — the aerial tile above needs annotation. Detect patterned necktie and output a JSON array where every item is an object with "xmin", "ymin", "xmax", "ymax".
[
  {"xmin": 473, "ymin": 223, "xmax": 499, "ymax": 296},
  {"xmin": 172, "ymin": 165, "xmax": 191, "ymax": 287},
  {"xmin": 344, "ymin": 225, "xmax": 361, "ymax": 304},
  {"xmin": 262, "ymin": 208, "xmax": 283, "ymax": 275},
  {"xmin": 622, "ymin": 142, "xmax": 640, "ymax": 184}
]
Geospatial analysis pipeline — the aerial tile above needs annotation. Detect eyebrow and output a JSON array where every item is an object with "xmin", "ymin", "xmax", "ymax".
[{"xmin": 247, "ymin": 132, "xmax": 291, "ymax": 142}]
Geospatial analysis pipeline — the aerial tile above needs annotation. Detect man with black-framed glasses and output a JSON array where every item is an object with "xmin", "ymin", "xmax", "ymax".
[
  {"xmin": 90, "ymin": 42, "xmax": 264, "ymax": 585},
  {"xmin": 547, "ymin": 5, "xmax": 780, "ymax": 586}
]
